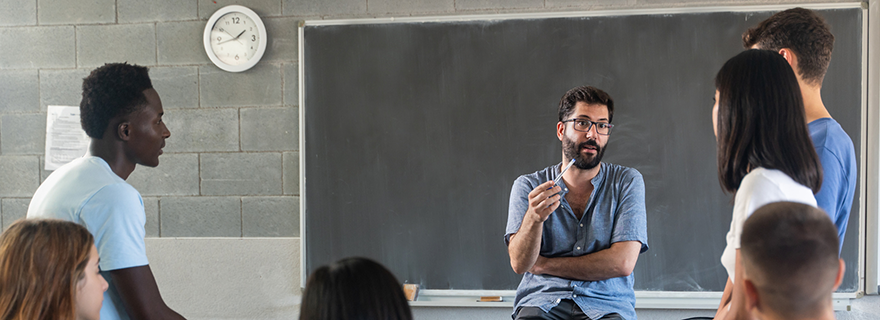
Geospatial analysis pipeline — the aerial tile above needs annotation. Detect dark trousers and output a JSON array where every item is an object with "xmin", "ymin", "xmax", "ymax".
[{"xmin": 515, "ymin": 299, "xmax": 625, "ymax": 320}]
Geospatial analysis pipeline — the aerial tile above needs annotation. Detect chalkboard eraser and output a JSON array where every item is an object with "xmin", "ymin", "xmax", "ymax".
[
  {"xmin": 479, "ymin": 296, "xmax": 503, "ymax": 302},
  {"xmin": 403, "ymin": 284, "xmax": 419, "ymax": 301}
]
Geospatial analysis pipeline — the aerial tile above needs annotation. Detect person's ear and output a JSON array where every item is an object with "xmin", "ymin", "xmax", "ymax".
[
  {"xmin": 557, "ymin": 121, "xmax": 565, "ymax": 142},
  {"xmin": 832, "ymin": 259, "xmax": 845, "ymax": 291},
  {"xmin": 778, "ymin": 48, "xmax": 799, "ymax": 71},
  {"xmin": 743, "ymin": 279, "xmax": 760, "ymax": 314},
  {"xmin": 117, "ymin": 122, "xmax": 132, "ymax": 141}
]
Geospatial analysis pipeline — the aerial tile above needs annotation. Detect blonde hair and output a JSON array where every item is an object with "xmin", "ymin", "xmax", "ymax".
[{"xmin": 0, "ymin": 219, "xmax": 94, "ymax": 320}]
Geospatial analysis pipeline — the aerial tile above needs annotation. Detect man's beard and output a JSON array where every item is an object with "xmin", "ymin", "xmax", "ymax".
[{"xmin": 562, "ymin": 137, "xmax": 605, "ymax": 170}]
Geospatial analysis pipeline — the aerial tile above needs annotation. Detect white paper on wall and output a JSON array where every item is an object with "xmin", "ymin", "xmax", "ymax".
[{"xmin": 45, "ymin": 105, "xmax": 90, "ymax": 171}]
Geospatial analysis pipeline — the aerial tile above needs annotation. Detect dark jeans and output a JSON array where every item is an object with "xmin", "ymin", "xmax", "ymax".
[{"xmin": 515, "ymin": 299, "xmax": 626, "ymax": 320}]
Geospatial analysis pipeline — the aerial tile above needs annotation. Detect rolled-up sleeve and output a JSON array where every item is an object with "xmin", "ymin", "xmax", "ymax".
[
  {"xmin": 505, "ymin": 175, "xmax": 535, "ymax": 245},
  {"xmin": 611, "ymin": 169, "xmax": 648, "ymax": 253}
]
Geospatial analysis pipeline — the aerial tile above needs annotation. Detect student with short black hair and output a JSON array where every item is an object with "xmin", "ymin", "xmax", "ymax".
[
  {"xmin": 27, "ymin": 62, "xmax": 183, "ymax": 320},
  {"xmin": 300, "ymin": 257, "xmax": 413, "ymax": 320},
  {"xmin": 740, "ymin": 201, "xmax": 843, "ymax": 320}
]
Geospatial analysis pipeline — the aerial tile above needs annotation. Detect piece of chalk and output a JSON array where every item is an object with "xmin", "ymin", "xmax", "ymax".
[
  {"xmin": 553, "ymin": 158, "xmax": 576, "ymax": 186},
  {"xmin": 478, "ymin": 296, "xmax": 503, "ymax": 302}
]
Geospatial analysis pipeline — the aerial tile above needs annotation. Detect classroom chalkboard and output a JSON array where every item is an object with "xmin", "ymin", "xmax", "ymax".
[{"xmin": 302, "ymin": 6, "xmax": 864, "ymax": 292}]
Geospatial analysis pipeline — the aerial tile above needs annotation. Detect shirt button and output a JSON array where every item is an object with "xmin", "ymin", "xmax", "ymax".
[
  {"xmin": 577, "ymin": 246, "xmax": 581, "ymax": 250},
  {"xmin": 579, "ymin": 224, "xmax": 584, "ymax": 227},
  {"xmin": 556, "ymin": 298, "xmax": 561, "ymax": 303},
  {"xmin": 573, "ymin": 294, "xmax": 578, "ymax": 298}
]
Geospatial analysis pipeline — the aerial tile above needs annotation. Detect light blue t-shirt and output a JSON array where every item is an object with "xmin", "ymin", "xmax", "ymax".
[
  {"xmin": 27, "ymin": 156, "xmax": 148, "ymax": 320},
  {"xmin": 505, "ymin": 162, "xmax": 648, "ymax": 320},
  {"xmin": 809, "ymin": 118, "xmax": 857, "ymax": 253}
]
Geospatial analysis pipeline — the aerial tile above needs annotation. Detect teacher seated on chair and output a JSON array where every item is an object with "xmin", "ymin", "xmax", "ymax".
[{"xmin": 505, "ymin": 86, "xmax": 649, "ymax": 320}]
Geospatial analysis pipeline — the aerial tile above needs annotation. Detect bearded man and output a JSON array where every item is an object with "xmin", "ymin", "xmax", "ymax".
[{"xmin": 505, "ymin": 86, "xmax": 648, "ymax": 320}]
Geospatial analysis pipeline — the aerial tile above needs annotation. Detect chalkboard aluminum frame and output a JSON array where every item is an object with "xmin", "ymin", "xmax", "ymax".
[
  {"xmin": 866, "ymin": 0, "xmax": 880, "ymax": 296},
  {"xmin": 298, "ymin": 2, "xmax": 873, "ymax": 309}
]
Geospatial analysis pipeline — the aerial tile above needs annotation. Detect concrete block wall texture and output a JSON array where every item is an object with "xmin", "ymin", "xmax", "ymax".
[
  {"xmin": 162, "ymin": 108, "xmax": 239, "ymax": 152},
  {"xmin": 0, "ymin": 70, "xmax": 39, "ymax": 112},
  {"xmin": 117, "ymin": 0, "xmax": 198, "ymax": 23},
  {"xmin": 0, "ymin": 198, "xmax": 29, "ymax": 230},
  {"xmin": 199, "ymin": 0, "xmax": 284, "ymax": 19},
  {"xmin": 1, "ymin": 113, "xmax": 45, "ymax": 154},
  {"xmin": 0, "ymin": 0, "xmax": 36, "ymax": 26},
  {"xmin": 0, "ymin": 0, "xmax": 875, "ymax": 319},
  {"xmin": 242, "ymin": 196, "xmax": 300, "ymax": 236},
  {"xmin": 157, "ymin": 21, "xmax": 210, "ymax": 65},
  {"xmin": 0, "ymin": 0, "xmax": 301, "ymax": 239},
  {"xmin": 127, "ymin": 153, "xmax": 200, "ymax": 196},
  {"xmin": 159, "ymin": 196, "xmax": 242, "ymax": 237},
  {"xmin": 76, "ymin": 24, "xmax": 158, "ymax": 68},
  {"xmin": 38, "ymin": 0, "xmax": 115, "ymax": 25},
  {"xmin": 0, "ymin": 156, "xmax": 39, "ymax": 198},
  {"xmin": 149, "ymin": 66, "xmax": 200, "ymax": 109},
  {"xmin": 143, "ymin": 197, "xmax": 160, "ymax": 237},
  {"xmin": 0, "ymin": 27, "xmax": 75, "ymax": 69},
  {"xmin": 39, "ymin": 69, "xmax": 92, "ymax": 111}
]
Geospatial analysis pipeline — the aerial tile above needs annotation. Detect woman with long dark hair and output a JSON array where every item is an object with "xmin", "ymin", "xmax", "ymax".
[
  {"xmin": 711, "ymin": 49, "xmax": 823, "ymax": 320},
  {"xmin": 0, "ymin": 219, "xmax": 108, "ymax": 320}
]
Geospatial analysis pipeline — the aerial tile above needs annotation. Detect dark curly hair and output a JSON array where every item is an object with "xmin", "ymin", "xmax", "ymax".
[
  {"xmin": 742, "ymin": 8, "xmax": 834, "ymax": 87},
  {"xmin": 558, "ymin": 86, "xmax": 614, "ymax": 123},
  {"xmin": 80, "ymin": 63, "xmax": 153, "ymax": 139}
]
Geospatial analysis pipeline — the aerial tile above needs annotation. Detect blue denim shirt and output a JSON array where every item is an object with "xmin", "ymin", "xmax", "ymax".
[{"xmin": 505, "ymin": 162, "xmax": 648, "ymax": 320}]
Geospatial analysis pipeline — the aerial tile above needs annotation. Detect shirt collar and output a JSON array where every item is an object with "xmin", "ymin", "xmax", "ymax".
[{"xmin": 553, "ymin": 162, "xmax": 605, "ymax": 195}]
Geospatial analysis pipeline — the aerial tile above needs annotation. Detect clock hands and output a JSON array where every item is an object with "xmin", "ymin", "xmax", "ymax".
[
  {"xmin": 217, "ymin": 29, "xmax": 248, "ymax": 45},
  {"xmin": 217, "ymin": 37, "xmax": 237, "ymax": 45}
]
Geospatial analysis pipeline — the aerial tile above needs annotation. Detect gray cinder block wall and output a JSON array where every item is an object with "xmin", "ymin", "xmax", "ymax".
[
  {"xmin": 0, "ymin": 0, "xmax": 300, "ymax": 236},
  {"xmin": 0, "ymin": 0, "xmax": 877, "ymax": 319}
]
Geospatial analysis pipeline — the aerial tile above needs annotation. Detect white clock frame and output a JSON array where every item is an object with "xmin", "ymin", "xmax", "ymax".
[{"xmin": 203, "ymin": 5, "xmax": 267, "ymax": 72}]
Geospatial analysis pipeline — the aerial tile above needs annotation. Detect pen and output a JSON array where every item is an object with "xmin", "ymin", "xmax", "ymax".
[{"xmin": 553, "ymin": 158, "xmax": 576, "ymax": 186}]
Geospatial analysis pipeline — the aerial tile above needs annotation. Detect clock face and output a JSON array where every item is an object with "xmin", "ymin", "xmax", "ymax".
[{"xmin": 210, "ymin": 12, "xmax": 260, "ymax": 66}]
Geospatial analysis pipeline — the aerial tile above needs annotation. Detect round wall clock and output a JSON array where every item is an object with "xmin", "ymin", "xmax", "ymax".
[{"xmin": 203, "ymin": 5, "xmax": 267, "ymax": 72}]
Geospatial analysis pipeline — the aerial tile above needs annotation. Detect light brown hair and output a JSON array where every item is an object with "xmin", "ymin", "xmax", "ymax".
[
  {"xmin": 0, "ymin": 219, "xmax": 94, "ymax": 320},
  {"xmin": 741, "ymin": 202, "xmax": 840, "ymax": 317}
]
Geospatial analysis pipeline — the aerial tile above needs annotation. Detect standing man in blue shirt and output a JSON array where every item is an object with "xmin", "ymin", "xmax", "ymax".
[
  {"xmin": 506, "ymin": 86, "xmax": 648, "ymax": 320},
  {"xmin": 28, "ymin": 63, "xmax": 185, "ymax": 320},
  {"xmin": 743, "ymin": 8, "xmax": 857, "ymax": 253}
]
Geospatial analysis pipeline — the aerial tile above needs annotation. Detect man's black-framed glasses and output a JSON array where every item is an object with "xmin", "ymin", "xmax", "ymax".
[{"xmin": 561, "ymin": 118, "xmax": 614, "ymax": 135}]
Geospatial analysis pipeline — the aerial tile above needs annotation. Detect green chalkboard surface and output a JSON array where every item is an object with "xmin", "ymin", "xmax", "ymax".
[{"xmin": 302, "ymin": 6, "xmax": 863, "ymax": 292}]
